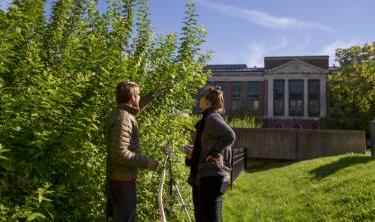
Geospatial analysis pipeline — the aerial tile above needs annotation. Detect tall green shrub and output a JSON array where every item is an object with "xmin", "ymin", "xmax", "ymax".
[{"xmin": 0, "ymin": 0, "xmax": 210, "ymax": 221}]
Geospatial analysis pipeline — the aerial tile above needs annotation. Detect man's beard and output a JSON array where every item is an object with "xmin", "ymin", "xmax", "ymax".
[{"xmin": 131, "ymin": 100, "xmax": 139, "ymax": 108}]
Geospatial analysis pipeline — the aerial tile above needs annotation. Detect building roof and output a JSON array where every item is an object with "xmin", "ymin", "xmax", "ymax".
[
  {"xmin": 264, "ymin": 56, "xmax": 329, "ymax": 70},
  {"xmin": 204, "ymin": 64, "xmax": 264, "ymax": 72},
  {"xmin": 204, "ymin": 56, "xmax": 330, "ymax": 74},
  {"xmin": 204, "ymin": 64, "xmax": 248, "ymax": 70}
]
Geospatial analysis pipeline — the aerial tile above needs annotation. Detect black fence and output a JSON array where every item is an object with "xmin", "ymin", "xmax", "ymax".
[{"xmin": 230, "ymin": 148, "xmax": 246, "ymax": 185}]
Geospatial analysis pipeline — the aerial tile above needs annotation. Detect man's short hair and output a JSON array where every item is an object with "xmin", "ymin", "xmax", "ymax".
[{"xmin": 116, "ymin": 81, "xmax": 139, "ymax": 103}]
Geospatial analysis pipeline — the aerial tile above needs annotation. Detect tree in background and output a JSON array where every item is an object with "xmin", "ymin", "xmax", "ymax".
[
  {"xmin": 322, "ymin": 42, "xmax": 375, "ymax": 133},
  {"xmin": 0, "ymin": 0, "xmax": 210, "ymax": 221}
]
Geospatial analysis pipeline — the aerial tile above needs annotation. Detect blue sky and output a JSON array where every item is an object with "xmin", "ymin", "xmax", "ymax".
[{"xmin": 1, "ymin": 0, "xmax": 374, "ymax": 67}]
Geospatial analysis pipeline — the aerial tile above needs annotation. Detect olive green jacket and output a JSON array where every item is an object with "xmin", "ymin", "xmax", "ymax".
[{"xmin": 106, "ymin": 104, "xmax": 150, "ymax": 180}]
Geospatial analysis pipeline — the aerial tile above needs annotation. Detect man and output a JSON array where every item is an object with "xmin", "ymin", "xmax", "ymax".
[{"xmin": 106, "ymin": 81, "xmax": 159, "ymax": 222}]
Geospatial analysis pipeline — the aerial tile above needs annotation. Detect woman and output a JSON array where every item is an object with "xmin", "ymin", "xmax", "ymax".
[
  {"xmin": 186, "ymin": 86, "xmax": 235, "ymax": 222},
  {"xmin": 184, "ymin": 87, "xmax": 214, "ymax": 221}
]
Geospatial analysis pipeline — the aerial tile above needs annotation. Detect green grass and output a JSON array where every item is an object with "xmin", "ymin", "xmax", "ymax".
[{"xmin": 223, "ymin": 154, "xmax": 375, "ymax": 222}]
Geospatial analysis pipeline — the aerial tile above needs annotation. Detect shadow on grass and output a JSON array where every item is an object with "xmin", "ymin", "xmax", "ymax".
[
  {"xmin": 309, "ymin": 155, "xmax": 374, "ymax": 180},
  {"xmin": 245, "ymin": 160, "xmax": 297, "ymax": 173}
]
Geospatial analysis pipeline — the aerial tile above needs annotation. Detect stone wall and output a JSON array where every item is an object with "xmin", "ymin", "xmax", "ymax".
[{"xmin": 233, "ymin": 128, "xmax": 366, "ymax": 160}]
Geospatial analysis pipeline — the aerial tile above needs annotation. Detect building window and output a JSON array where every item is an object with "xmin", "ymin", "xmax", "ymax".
[
  {"xmin": 289, "ymin": 80, "xmax": 304, "ymax": 116},
  {"xmin": 308, "ymin": 80, "xmax": 320, "ymax": 117},
  {"xmin": 248, "ymin": 81, "xmax": 261, "ymax": 112},
  {"xmin": 273, "ymin": 80, "xmax": 284, "ymax": 116},
  {"xmin": 231, "ymin": 82, "xmax": 242, "ymax": 111}
]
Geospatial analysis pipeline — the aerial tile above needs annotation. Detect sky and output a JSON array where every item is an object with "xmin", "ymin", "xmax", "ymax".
[{"xmin": 1, "ymin": 0, "xmax": 374, "ymax": 67}]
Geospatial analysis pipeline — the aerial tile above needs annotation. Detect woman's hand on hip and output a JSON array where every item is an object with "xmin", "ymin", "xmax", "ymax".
[{"xmin": 205, "ymin": 154, "xmax": 224, "ymax": 165}]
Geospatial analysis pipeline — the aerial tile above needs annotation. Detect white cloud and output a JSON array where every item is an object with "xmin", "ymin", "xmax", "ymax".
[
  {"xmin": 247, "ymin": 36, "xmax": 288, "ymax": 67},
  {"xmin": 210, "ymin": 36, "xmax": 289, "ymax": 67},
  {"xmin": 291, "ymin": 37, "xmax": 312, "ymax": 53},
  {"xmin": 0, "ymin": 0, "xmax": 12, "ymax": 12},
  {"xmin": 320, "ymin": 39, "xmax": 365, "ymax": 65},
  {"xmin": 280, "ymin": 36, "xmax": 312, "ymax": 56},
  {"xmin": 197, "ymin": 0, "xmax": 333, "ymax": 31}
]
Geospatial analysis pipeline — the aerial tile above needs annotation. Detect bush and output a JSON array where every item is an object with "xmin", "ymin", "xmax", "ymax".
[
  {"xmin": 229, "ymin": 116, "xmax": 263, "ymax": 129},
  {"xmin": 0, "ymin": 0, "xmax": 209, "ymax": 221}
]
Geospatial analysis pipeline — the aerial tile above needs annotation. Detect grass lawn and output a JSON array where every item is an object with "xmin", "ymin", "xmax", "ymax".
[{"xmin": 223, "ymin": 154, "xmax": 375, "ymax": 222}]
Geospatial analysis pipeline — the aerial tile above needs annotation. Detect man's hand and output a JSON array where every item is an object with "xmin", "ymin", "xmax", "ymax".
[
  {"xmin": 147, "ymin": 160, "xmax": 159, "ymax": 171},
  {"xmin": 139, "ymin": 86, "xmax": 168, "ymax": 110},
  {"xmin": 185, "ymin": 145, "xmax": 194, "ymax": 160},
  {"xmin": 186, "ymin": 151, "xmax": 193, "ymax": 159},
  {"xmin": 205, "ymin": 154, "xmax": 224, "ymax": 166}
]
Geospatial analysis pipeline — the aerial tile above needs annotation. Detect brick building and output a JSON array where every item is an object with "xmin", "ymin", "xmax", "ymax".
[{"xmin": 199, "ymin": 56, "xmax": 334, "ymax": 129}]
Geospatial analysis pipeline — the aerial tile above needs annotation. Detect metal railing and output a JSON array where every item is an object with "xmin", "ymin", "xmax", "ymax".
[{"xmin": 231, "ymin": 148, "xmax": 246, "ymax": 185}]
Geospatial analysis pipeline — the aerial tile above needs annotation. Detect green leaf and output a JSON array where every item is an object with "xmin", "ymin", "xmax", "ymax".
[{"xmin": 26, "ymin": 212, "xmax": 46, "ymax": 221}]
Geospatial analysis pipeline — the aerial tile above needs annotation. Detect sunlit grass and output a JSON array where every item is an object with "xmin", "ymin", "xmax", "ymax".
[{"xmin": 224, "ymin": 154, "xmax": 375, "ymax": 222}]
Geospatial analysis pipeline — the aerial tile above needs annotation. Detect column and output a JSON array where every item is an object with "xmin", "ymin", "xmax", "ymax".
[
  {"xmin": 320, "ymin": 76, "xmax": 327, "ymax": 117},
  {"xmin": 284, "ymin": 79, "xmax": 289, "ymax": 117},
  {"xmin": 242, "ymin": 81, "xmax": 248, "ymax": 110},
  {"xmin": 267, "ymin": 78, "xmax": 273, "ymax": 117},
  {"xmin": 227, "ymin": 82, "xmax": 232, "ymax": 114},
  {"xmin": 304, "ymin": 79, "xmax": 308, "ymax": 117},
  {"xmin": 262, "ymin": 81, "xmax": 267, "ymax": 116}
]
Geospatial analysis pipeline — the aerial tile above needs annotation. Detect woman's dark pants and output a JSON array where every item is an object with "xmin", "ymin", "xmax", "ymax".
[{"xmin": 199, "ymin": 176, "xmax": 226, "ymax": 222}]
